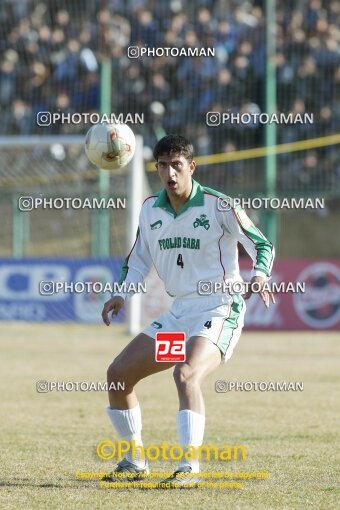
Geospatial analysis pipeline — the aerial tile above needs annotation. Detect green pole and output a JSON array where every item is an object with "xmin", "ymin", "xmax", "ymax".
[
  {"xmin": 91, "ymin": 59, "xmax": 111, "ymax": 257},
  {"xmin": 264, "ymin": 0, "xmax": 278, "ymax": 248},
  {"xmin": 12, "ymin": 196, "xmax": 28, "ymax": 257}
]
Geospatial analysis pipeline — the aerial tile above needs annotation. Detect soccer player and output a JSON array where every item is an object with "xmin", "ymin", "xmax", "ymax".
[{"xmin": 101, "ymin": 134, "xmax": 275, "ymax": 487}]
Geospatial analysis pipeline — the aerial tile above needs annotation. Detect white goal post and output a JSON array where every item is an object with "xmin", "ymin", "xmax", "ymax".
[
  {"xmin": 0, "ymin": 134, "xmax": 150, "ymax": 334},
  {"xmin": 127, "ymin": 134, "xmax": 145, "ymax": 334}
]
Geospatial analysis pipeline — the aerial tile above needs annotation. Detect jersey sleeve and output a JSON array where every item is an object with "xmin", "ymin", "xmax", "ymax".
[
  {"xmin": 219, "ymin": 204, "xmax": 275, "ymax": 278},
  {"xmin": 112, "ymin": 211, "xmax": 153, "ymax": 301}
]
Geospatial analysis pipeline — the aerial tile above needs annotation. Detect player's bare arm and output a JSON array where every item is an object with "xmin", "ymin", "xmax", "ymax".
[
  {"xmin": 102, "ymin": 296, "xmax": 125, "ymax": 326},
  {"xmin": 242, "ymin": 275, "xmax": 276, "ymax": 308}
]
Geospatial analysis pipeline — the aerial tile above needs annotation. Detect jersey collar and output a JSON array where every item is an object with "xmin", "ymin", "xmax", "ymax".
[{"xmin": 152, "ymin": 179, "xmax": 204, "ymax": 217}]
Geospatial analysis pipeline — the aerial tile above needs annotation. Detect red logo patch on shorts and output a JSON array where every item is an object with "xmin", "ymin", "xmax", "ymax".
[{"xmin": 155, "ymin": 332, "xmax": 186, "ymax": 362}]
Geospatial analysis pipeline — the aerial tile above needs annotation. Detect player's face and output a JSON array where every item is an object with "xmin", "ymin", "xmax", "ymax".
[{"xmin": 156, "ymin": 153, "xmax": 196, "ymax": 197}]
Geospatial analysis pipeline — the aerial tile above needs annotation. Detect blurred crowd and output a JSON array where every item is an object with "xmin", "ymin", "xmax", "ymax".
[{"xmin": 0, "ymin": 0, "xmax": 339, "ymax": 190}]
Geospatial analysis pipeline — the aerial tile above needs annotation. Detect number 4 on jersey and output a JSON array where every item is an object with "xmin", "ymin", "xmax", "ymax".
[{"xmin": 177, "ymin": 254, "xmax": 184, "ymax": 268}]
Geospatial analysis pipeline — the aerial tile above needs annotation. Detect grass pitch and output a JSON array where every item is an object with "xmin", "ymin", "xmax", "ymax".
[{"xmin": 0, "ymin": 323, "xmax": 339, "ymax": 509}]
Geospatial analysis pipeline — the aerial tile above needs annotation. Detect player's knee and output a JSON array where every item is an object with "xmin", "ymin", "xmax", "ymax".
[
  {"xmin": 173, "ymin": 364, "xmax": 198, "ymax": 389},
  {"xmin": 107, "ymin": 359, "xmax": 125, "ymax": 384},
  {"xmin": 107, "ymin": 358, "xmax": 137, "ymax": 389}
]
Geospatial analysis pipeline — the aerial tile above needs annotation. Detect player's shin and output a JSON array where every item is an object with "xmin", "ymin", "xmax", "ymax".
[
  {"xmin": 176, "ymin": 409, "xmax": 205, "ymax": 473},
  {"xmin": 106, "ymin": 403, "xmax": 146, "ymax": 468}
]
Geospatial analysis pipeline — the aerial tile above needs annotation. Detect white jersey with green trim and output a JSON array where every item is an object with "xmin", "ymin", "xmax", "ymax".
[{"xmin": 114, "ymin": 179, "xmax": 275, "ymax": 300}]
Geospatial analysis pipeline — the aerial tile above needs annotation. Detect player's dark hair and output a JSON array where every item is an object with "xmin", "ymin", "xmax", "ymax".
[{"xmin": 153, "ymin": 135, "xmax": 194, "ymax": 162}]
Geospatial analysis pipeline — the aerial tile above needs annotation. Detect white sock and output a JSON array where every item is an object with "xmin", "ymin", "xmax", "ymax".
[
  {"xmin": 176, "ymin": 409, "xmax": 205, "ymax": 473},
  {"xmin": 106, "ymin": 403, "xmax": 146, "ymax": 468}
]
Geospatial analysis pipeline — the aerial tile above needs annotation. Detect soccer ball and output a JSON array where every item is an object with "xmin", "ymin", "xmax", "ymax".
[{"xmin": 85, "ymin": 123, "xmax": 136, "ymax": 170}]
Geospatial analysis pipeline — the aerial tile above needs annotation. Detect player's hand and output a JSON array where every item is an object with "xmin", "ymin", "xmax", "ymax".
[
  {"xmin": 242, "ymin": 276, "xmax": 275, "ymax": 308},
  {"xmin": 102, "ymin": 296, "xmax": 125, "ymax": 326}
]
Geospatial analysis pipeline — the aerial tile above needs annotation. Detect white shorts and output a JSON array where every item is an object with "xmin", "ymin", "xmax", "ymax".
[{"xmin": 143, "ymin": 294, "xmax": 246, "ymax": 363}]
